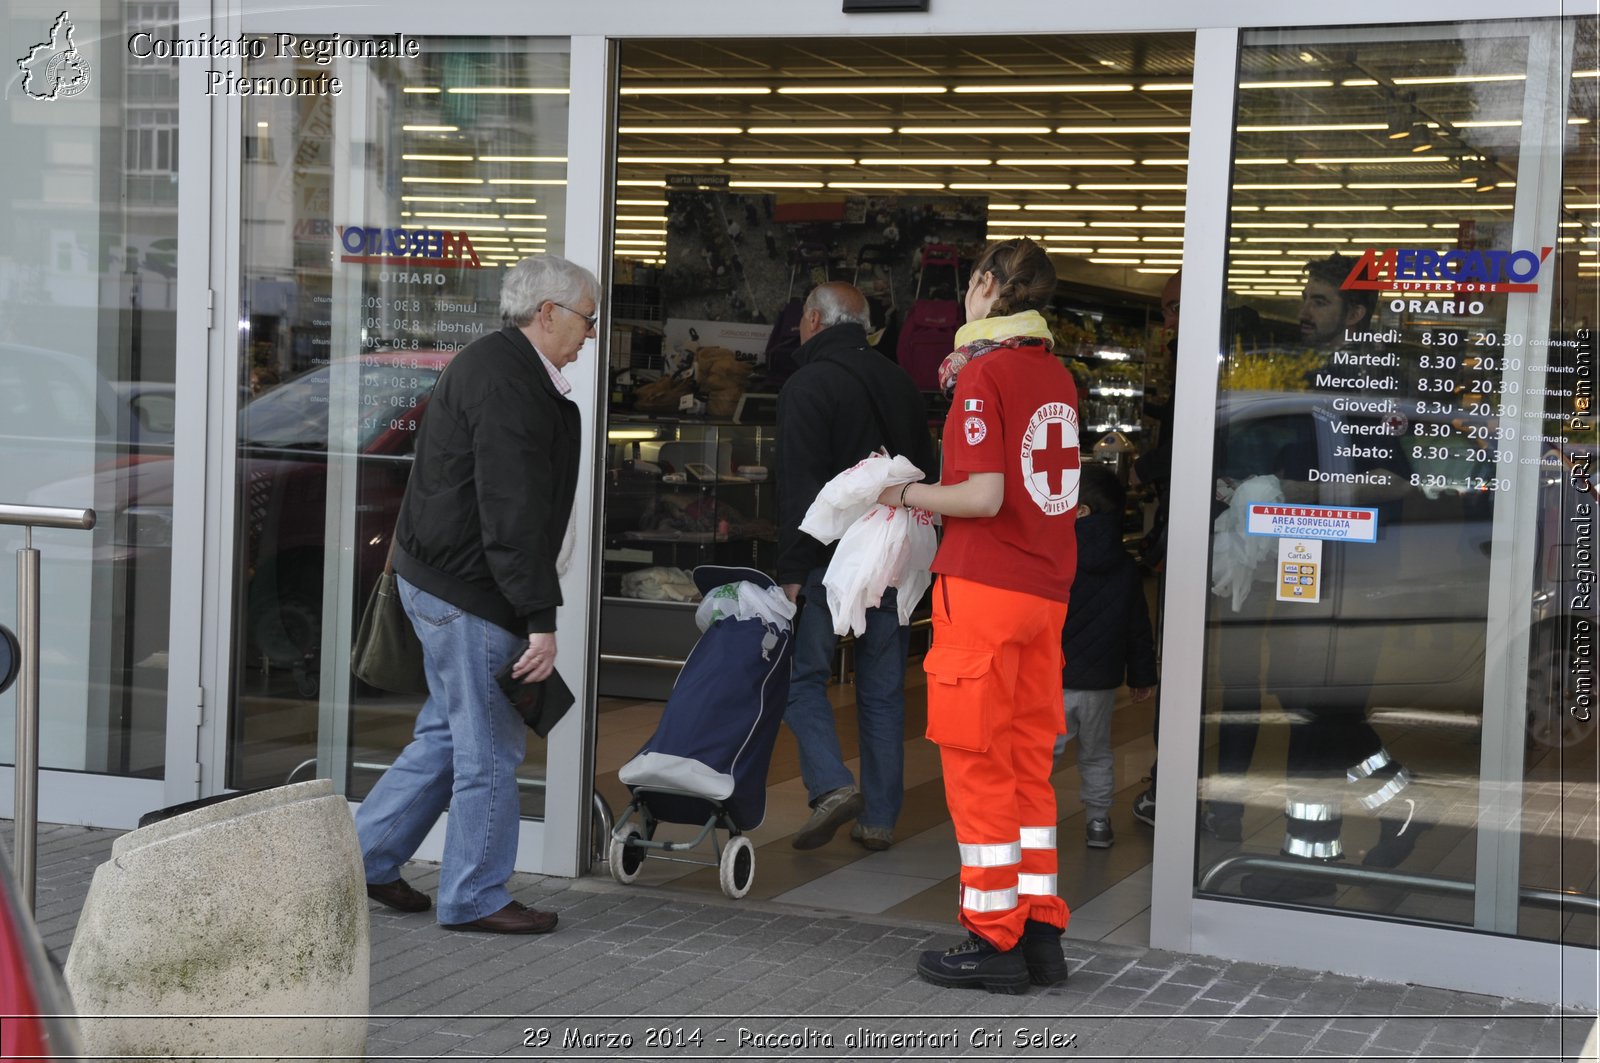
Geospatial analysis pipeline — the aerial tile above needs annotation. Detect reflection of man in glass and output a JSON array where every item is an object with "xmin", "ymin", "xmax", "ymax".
[
  {"xmin": 1298, "ymin": 255, "xmax": 1375, "ymax": 349},
  {"xmin": 1213, "ymin": 254, "xmax": 1417, "ymax": 902}
]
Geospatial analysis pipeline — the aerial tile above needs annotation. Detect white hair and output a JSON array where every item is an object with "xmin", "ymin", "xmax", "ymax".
[
  {"xmin": 804, "ymin": 283, "xmax": 871, "ymax": 330},
  {"xmin": 500, "ymin": 254, "xmax": 599, "ymax": 327}
]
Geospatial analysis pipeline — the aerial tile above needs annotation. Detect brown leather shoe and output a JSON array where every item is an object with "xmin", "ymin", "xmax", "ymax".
[
  {"xmin": 366, "ymin": 877, "xmax": 431, "ymax": 913},
  {"xmin": 442, "ymin": 900, "xmax": 557, "ymax": 935}
]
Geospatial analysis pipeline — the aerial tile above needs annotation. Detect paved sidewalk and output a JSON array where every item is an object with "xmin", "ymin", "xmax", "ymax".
[{"xmin": 9, "ymin": 821, "xmax": 1596, "ymax": 1061}]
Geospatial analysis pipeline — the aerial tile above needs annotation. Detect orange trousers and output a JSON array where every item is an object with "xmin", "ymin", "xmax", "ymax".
[{"xmin": 923, "ymin": 574, "xmax": 1070, "ymax": 951}]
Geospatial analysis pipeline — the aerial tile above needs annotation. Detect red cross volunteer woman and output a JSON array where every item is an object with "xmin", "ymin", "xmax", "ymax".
[{"xmin": 876, "ymin": 237, "xmax": 1082, "ymax": 995}]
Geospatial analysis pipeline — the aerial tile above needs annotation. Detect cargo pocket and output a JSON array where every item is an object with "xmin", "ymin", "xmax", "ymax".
[{"xmin": 923, "ymin": 645, "xmax": 996, "ymax": 752}]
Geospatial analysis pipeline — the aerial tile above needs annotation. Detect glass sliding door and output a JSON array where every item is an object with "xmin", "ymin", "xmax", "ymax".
[
  {"xmin": 1194, "ymin": 15, "xmax": 1596, "ymax": 951},
  {"xmin": 0, "ymin": 2, "xmax": 180, "ymax": 808},
  {"xmin": 228, "ymin": 36, "xmax": 571, "ymax": 821}
]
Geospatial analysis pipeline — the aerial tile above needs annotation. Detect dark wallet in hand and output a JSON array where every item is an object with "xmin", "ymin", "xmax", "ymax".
[{"xmin": 494, "ymin": 658, "xmax": 576, "ymax": 738}]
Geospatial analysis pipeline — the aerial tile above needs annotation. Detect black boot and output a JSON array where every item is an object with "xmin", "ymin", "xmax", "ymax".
[
  {"xmin": 915, "ymin": 934, "xmax": 1030, "ymax": 995},
  {"xmin": 1021, "ymin": 919, "xmax": 1070, "ymax": 986}
]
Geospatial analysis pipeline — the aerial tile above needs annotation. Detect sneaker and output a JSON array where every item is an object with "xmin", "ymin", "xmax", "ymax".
[
  {"xmin": 1085, "ymin": 817, "xmax": 1114, "ymax": 849},
  {"xmin": 849, "ymin": 822, "xmax": 894, "ymax": 852},
  {"xmin": 1200, "ymin": 806, "xmax": 1243, "ymax": 842},
  {"xmin": 1021, "ymin": 919, "xmax": 1070, "ymax": 987},
  {"xmin": 792, "ymin": 786, "xmax": 865, "ymax": 850},
  {"xmin": 1132, "ymin": 784, "xmax": 1156, "ymax": 827},
  {"xmin": 915, "ymin": 934, "xmax": 1030, "ymax": 995}
]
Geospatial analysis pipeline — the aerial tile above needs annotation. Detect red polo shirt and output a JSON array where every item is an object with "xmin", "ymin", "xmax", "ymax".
[{"xmin": 932, "ymin": 342, "xmax": 1081, "ymax": 602}]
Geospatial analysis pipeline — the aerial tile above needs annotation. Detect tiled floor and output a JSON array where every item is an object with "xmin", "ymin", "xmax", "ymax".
[{"xmin": 593, "ymin": 663, "xmax": 1161, "ymax": 943}]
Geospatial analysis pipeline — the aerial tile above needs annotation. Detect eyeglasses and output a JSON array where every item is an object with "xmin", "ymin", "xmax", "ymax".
[{"xmin": 549, "ymin": 301, "xmax": 598, "ymax": 329}]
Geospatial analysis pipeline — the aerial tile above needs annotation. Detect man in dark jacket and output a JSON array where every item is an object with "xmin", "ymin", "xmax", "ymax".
[
  {"xmin": 358, "ymin": 253, "xmax": 595, "ymax": 934},
  {"xmin": 1056, "ymin": 465, "xmax": 1158, "ymax": 849},
  {"xmin": 777, "ymin": 282, "xmax": 937, "ymax": 852}
]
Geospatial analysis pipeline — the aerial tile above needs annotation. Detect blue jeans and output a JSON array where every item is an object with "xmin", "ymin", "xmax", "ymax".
[
  {"xmin": 783, "ymin": 568, "xmax": 911, "ymax": 831},
  {"xmin": 355, "ymin": 575, "xmax": 528, "ymax": 925}
]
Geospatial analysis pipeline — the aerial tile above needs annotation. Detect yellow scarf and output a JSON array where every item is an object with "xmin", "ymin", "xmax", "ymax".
[
  {"xmin": 953, "ymin": 308, "xmax": 1055, "ymax": 352},
  {"xmin": 938, "ymin": 309, "xmax": 1056, "ymax": 395}
]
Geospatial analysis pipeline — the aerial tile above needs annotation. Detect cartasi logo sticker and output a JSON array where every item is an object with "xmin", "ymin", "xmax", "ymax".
[
  {"xmin": 337, "ymin": 225, "xmax": 484, "ymax": 269},
  {"xmin": 1342, "ymin": 246, "xmax": 1554, "ymax": 295}
]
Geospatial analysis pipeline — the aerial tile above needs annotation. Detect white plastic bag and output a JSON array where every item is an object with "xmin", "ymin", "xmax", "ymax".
[
  {"xmin": 822, "ymin": 500, "xmax": 937, "ymax": 636},
  {"xmin": 1210, "ymin": 474, "xmax": 1283, "ymax": 611},
  {"xmin": 799, "ymin": 452, "xmax": 925, "ymax": 545},
  {"xmin": 694, "ymin": 579, "xmax": 798, "ymax": 634}
]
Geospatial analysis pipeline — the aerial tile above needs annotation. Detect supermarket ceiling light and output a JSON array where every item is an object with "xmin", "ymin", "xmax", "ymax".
[
  {"xmin": 949, "ymin": 182, "xmax": 1074, "ymax": 190},
  {"xmin": 447, "ymin": 86, "xmax": 568, "ymax": 94},
  {"xmin": 618, "ymin": 125, "xmax": 744, "ymax": 134},
  {"xmin": 827, "ymin": 181, "xmax": 945, "ymax": 190},
  {"xmin": 995, "ymin": 219, "xmax": 1088, "ymax": 227},
  {"xmin": 618, "ymin": 198, "xmax": 668, "ymax": 206},
  {"xmin": 1056, "ymin": 125, "xmax": 1190, "ymax": 134},
  {"xmin": 488, "ymin": 178, "xmax": 567, "ymax": 185},
  {"xmin": 620, "ymin": 85, "xmax": 770, "ymax": 95},
  {"xmin": 727, "ymin": 180, "xmax": 825, "ymax": 188},
  {"xmin": 1230, "ymin": 222, "xmax": 1310, "ymax": 228},
  {"xmin": 729, "ymin": 156, "xmax": 855, "ymax": 165},
  {"xmin": 409, "ymin": 211, "xmax": 500, "ymax": 219},
  {"xmin": 401, "ymin": 176, "xmax": 483, "ymax": 184},
  {"xmin": 1089, "ymin": 257, "xmax": 1141, "ymax": 264},
  {"xmin": 989, "ymin": 204, "xmax": 1021, "ymax": 211},
  {"xmin": 1233, "ymin": 182, "xmax": 1341, "ymax": 190},
  {"xmin": 999, "ymin": 158, "xmax": 1136, "ymax": 166},
  {"xmin": 1238, "ymin": 79, "xmax": 1334, "ymax": 89},
  {"xmin": 403, "ymin": 195, "xmax": 492, "ymax": 203},
  {"xmin": 1138, "ymin": 82, "xmax": 1193, "ymax": 91},
  {"xmin": 618, "ymin": 156, "xmax": 725, "ymax": 164},
  {"xmin": 616, "ymin": 238, "xmax": 667, "ymax": 246},
  {"xmin": 494, "ymin": 197, "xmax": 539, "ymax": 203},
  {"xmin": 1295, "ymin": 156, "xmax": 1451, "ymax": 164},
  {"xmin": 402, "ymin": 125, "xmax": 457, "ymax": 132},
  {"xmin": 1346, "ymin": 182, "xmax": 1475, "ymax": 189},
  {"xmin": 1310, "ymin": 221, "xmax": 1433, "ymax": 229},
  {"xmin": 859, "ymin": 157, "xmax": 994, "ymax": 166},
  {"xmin": 1141, "ymin": 205, "xmax": 1188, "ymax": 212},
  {"xmin": 615, "ymin": 228, "xmax": 667, "ymax": 235},
  {"xmin": 502, "ymin": 214, "xmax": 546, "ymax": 220},
  {"xmin": 953, "ymin": 82, "xmax": 1133, "ymax": 93},
  {"xmin": 1076, "ymin": 183, "xmax": 1185, "ymax": 191},
  {"xmin": 1024, "ymin": 203, "xmax": 1133, "ymax": 211},
  {"xmin": 1088, "ymin": 221, "xmax": 1185, "ymax": 228},
  {"xmin": 747, "ymin": 125, "xmax": 896, "ymax": 134},
  {"xmin": 1140, "ymin": 158, "xmax": 1190, "ymax": 166},
  {"xmin": 402, "ymin": 87, "xmax": 440, "ymax": 93},
  {"xmin": 1262, "ymin": 204, "xmax": 1388, "ymax": 211},
  {"xmin": 1393, "ymin": 73, "xmax": 1524, "ymax": 85},
  {"xmin": 777, "ymin": 84, "xmax": 945, "ymax": 94},
  {"xmin": 899, "ymin": 125, "xmax": 1053, "ymax": 134},
  {"xmin": 1393, "ymin": 203, "xmax": 1514, "ymax": 211},
  {"xmin": 1238, "ymin": 123, "xmax": 1386, "ymax": 132},
  {"xmin": 618, "ymin": 179, "xmax": 667, "ymax": 186},
  {"xmin": 478, "ymin": 156, "xmax": 567, "ymax": 163},
  {"xmin": 616, "ymin": 214, "xmax": 668, "ymax": 222},
  {"xmin": 1235, "ymin": 158, "xmax": 1290, "ymax": 165},
  {"xmin": 402, "ymin": 153, "xmax": 474, "ymax": 161}
]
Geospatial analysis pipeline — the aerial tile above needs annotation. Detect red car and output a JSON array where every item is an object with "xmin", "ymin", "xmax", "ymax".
[{"xmin": 0, "ymin": 847, "xmax": 81, "ymax": 1059}]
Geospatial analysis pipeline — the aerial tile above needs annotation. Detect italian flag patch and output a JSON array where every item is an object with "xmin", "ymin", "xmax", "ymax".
[{"xmin": 964, "ymin": 399, "xmax": 984, "ymax": 412}]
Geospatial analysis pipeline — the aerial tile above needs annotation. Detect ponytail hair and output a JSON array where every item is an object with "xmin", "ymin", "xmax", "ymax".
[{"xmin": 972, "ymin": 238, "xmax": 1056, "ymax": 317}]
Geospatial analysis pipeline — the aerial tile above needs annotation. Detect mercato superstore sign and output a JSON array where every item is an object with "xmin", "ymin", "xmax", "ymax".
[
  {"xmin": 1342, "ymin": 246, "xmax": 1554, "ymax": 295},
  {"xmin": 337, "ymin": 225, "xmax": 485, "ymax": 268}
]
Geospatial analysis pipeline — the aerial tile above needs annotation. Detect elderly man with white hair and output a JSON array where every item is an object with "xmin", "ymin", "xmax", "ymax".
[{"xmin": 357, "ymin": 253, "xmax": 597, "ymax": 934}]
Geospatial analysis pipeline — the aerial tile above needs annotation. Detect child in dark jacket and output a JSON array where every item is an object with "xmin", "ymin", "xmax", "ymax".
[{"xmin": 1057, "ymin": 464, "xmax": 1159, "ymax": 848}]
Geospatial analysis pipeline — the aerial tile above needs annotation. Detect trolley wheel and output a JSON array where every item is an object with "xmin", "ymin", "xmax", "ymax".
[
  {"xmin": 718, "ymin": 834, "xmax": 755, "ymax": 900},
  {"xmin": 608, "ymin": 828, "xmax": 646, "ymax": 885}
]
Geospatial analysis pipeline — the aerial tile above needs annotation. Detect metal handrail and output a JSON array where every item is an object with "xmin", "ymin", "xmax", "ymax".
[
  {"xmin": 1200, "ymin": 854, "xmax": 1600, "ymax": 914},
  {"xmin": 1, "ymin": 503, "xmax": 95, "ymax": 914}
]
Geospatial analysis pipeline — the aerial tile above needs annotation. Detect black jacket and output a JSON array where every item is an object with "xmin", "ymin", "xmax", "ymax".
[
  {"xmin": 1061, "ymin": 513, "xmax": 1159, "ymax": 691},
  {"xmin": 393, "ymin": 325, "xmax": 581, "ymax": 635},
  {"xmin": 775, "ymin": 322, "xmax": 937, "ymax": 585}
]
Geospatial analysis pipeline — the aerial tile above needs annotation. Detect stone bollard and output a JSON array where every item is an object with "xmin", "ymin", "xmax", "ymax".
[{"xmin": 64, "ymin": 779, "xmax": 368, "ymax": 1063}]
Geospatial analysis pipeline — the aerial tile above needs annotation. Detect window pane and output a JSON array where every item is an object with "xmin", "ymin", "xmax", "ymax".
[
  {"xmin": 1195, "ymin": 17, "xmax": 1597, "ymax": 948},
  {"xmin": 230, "ymin": 39, "xmax": 571, "ymax": 822}
]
